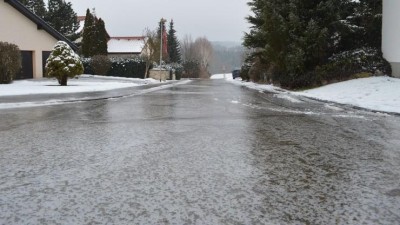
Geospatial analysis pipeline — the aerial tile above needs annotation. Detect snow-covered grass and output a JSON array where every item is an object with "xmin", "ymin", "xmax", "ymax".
[
  {"xmin": 230, "ymin": 76, "xmax": 400, "ymax": 114},
  {"xmin": 294, "ymin": 76, "xmax": 400, "ymax": 114},
  {"xmin": 0, "ymin": 75, "xmax": 159, "ymax": 96}
]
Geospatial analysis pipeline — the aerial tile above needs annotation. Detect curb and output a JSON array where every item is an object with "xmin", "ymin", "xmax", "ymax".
[{"xmin": 0, "ymin": 80, "xmax": 191, "ymax": 109}]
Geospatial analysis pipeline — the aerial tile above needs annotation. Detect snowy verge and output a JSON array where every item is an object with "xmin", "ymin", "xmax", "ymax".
[
  {"xmin": 210, "ymin": 73, "xmax": 234, "ymax": 80},
  {"xmin": 0, "ymin": 75, "xmax": 160, "ymax": 97},
  {"xmin": 0, "ymin": 80, "xmax": 192, "ymax": 109},
  {"xmin": 229, "ymin": 76, "xmax": 400, "ymax": 114}
]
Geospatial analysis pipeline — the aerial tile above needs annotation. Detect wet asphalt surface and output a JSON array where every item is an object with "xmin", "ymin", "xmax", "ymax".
[{"xmin": 0, "ymin": 80, "xmax": 400, "ymax": 225}]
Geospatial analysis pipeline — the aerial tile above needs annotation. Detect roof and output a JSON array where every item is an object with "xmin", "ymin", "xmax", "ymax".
[
  {"xmin": 107, "ymin": 37, "xmax": 145, "ymax": 54},
  {"xmin": 77, "ymin": 16, "xmax": 86, "ymax": 22},
  {"xmin": 4, "ymin": 0, "xmax": 78, "ymax": 51}
]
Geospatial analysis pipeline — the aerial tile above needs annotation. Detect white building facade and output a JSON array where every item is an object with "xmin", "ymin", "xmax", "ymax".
[{"xmin": 382, "ymin": 0, "xmax": 400, "ymax": 78}]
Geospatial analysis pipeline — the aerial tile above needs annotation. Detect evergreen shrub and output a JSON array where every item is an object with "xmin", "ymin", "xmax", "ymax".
[
  {"xmin": 45, "ymin": 41, "xmax": 83, "ymax": 86},
  {"xmin": 317, "ymin": 48, "xmax": 392, "ymax": 83},
  {"xmin": 81, "ymin": 58, "xmax": 93, "ymax": 74},
  {"xmin": 0, "ymin": 42, "xmax": 21, "ymax": 84},
  {"xmin": 182, "ymin": 60, "xmax": 200, "ymax": 78},
  {"xmin": 91, "ymin": 55, "xmax": 111, "ymax": 75}
]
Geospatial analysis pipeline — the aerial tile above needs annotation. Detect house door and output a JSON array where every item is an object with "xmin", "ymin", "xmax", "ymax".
[
  {"xmin": 15, "ymin": 51, "xmax": 33, "ymax": 80},
  {"xmin": 42, "ymin": 51, "xmax": 51, "ymax": 76}
]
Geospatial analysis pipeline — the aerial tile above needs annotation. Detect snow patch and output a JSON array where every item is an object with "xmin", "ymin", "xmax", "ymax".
[
  {"xmin": 0, "ymin": 79, "xmax": 141, "ymax": 96},
  {"xmin": 274, "ymin": 93, "xmax": 302, "ymax": 103},
  {"xmin": 210, "ymin": 73, "xmax": 233, "ymax": 80},
  {"xmin": 232, "ymin": 76, "xmax": 400, "ymax": 115}
]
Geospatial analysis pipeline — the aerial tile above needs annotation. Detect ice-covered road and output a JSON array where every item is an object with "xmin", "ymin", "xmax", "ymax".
[{"xmin": 1, "ymin": 80, "xmax": 399, "ymax": 224}]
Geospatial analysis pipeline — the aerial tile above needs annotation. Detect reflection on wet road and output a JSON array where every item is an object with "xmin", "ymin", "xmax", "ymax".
[{"xmin": 1, "ymin": 80, "xmax": 400, "ymax": 224}]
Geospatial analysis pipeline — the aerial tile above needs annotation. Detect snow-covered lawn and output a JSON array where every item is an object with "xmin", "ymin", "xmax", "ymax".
[
  {"xmin": 227, "ymin": 76, "xmax": 400, "ymax": 114},
  {"xmin": 0, "ymin": 75, "xmax": 159, "ymax": 96},
  {"xmin": 295, "ymin": 76, "xmax": 400, "ymax": 114}
]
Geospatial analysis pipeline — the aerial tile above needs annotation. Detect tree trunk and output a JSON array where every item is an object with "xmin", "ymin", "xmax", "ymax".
[{"xmin": 59, "ymin": 76, "xmax": 68, "ymax": 86}]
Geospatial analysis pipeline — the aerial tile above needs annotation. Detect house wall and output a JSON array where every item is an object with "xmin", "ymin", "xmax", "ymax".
[
  {"xmin": 382, "ymin": 0, "xmax": 400, "ymax": 78},
  {"xmin": 0, "ymin": 1, "xmax": 58, "ymax": 79}
]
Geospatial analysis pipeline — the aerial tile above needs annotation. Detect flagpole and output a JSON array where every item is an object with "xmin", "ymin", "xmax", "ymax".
[{"xmin": 159, "ymin": 18, "xmax": 163, "ymax": 82}]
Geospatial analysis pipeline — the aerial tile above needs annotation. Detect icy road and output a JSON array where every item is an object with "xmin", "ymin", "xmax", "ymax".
[{"xmin": 1, "ymin": 80, "xmax": 400, "ymax": 224}]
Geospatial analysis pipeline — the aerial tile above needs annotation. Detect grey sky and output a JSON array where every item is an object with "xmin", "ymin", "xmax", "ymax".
[{"xmin": 67, "ymin": 0, "xmax": 251, "ymax": 42}]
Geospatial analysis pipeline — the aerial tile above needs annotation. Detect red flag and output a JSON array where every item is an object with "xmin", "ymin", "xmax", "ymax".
[{"xmin": 162, "ymin": 27, "xmax": 168, "ymax": 58}]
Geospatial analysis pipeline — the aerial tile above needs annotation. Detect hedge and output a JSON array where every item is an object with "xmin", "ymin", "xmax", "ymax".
[
  {"xmin": 0, "ymin": 42, "xmax": 21, "ymax": 84},
  {"xmin": 82, "ymin": 57, "xmax": 147, "ymax": 79}
]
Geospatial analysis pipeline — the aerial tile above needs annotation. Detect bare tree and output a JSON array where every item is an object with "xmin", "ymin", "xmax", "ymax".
[
  {"xmin": 193, "ymin": 37, "xmax": 213, "ymax": 78},
  {"xmin": 180, "ymin": 34, "xmax": 196, "ymax": 61},
  {"xmin": 142, "ymin": 28, "xmax": 160, "ymax": 78}
]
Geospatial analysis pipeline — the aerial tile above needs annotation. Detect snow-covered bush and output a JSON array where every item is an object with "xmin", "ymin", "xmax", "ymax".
[
  {"xmin": 317, "ymin": 48, "xmax": 392, "ymax": 83},
  {"xmin": 45, "ymin": 41, "xmax": 83, "ymax": 86},
  {"xmin": 91, "ymin": 55, "xmax": 111, "ymax": 75},
  {"xmin": 0, "ymin": 42, "xmax": 21, "ymax": 84}
]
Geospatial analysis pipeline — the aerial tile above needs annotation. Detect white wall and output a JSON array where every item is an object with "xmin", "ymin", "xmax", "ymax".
[
  {"xmin": 382, "ymin": 0, "xmax": 400, "ymax": 77},
  {"xmin": 0, "ymin": 1, "xmax": 58, "ymax": 78}
]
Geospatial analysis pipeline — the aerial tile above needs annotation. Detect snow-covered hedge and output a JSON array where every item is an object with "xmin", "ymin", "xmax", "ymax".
[
  {"xmin": 0, "ymin": 42, "xmax": 21, "ymax": 84},
  {"xmin": 45, "ymin": 41, "xmax": 83, "ymax": 86},
  {"xmin": 82, "ymin": 57, "xmax": 147, "ymax": 79}
]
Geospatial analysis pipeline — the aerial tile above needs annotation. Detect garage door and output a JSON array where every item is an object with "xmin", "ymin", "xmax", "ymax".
[{"xmin": 15, "ymin": 51, "xmax": 33, "ymax": 80}]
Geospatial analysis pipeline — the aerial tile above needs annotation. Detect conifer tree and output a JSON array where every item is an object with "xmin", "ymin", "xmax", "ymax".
[
  {"xmin": 45, "ymin": 41, "xmax": 83, "ymax": 86},
  {"xmin": 45, "ymin": 0, "xmax": 79, "ymax": 41},
  {"xmin": 81, "ymin": 9, "xmax": 96, "ymax": 57},
  {"xmin": 167, "ymin": 20, "xmax": 181, "ymax": 63},
  {"xmin": 18, "ymin": 0, "xmax": 47, "ymax": 18},
  {"xmin": 81, "ymin": 9, "xmax": 109, "ymax": 57},
  {"xmin": 96, "ymin": 18, "xmax": 108, "ymax": 55}
]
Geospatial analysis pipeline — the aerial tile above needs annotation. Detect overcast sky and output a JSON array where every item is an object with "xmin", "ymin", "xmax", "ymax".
[{"xmin": 67, "ymin": 0, "xmax": 251, "ymax": 43}]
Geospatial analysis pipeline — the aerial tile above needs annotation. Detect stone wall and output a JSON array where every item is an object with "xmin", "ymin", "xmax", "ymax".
[{"xmin": 149, "ymin": 69, "xmax": 170, "ymax": 81}]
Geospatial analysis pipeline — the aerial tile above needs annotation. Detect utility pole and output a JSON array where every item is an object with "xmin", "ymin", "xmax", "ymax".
[{"xmin": 159, "ymin": 18, "xmax": 165, "ymax": 82}]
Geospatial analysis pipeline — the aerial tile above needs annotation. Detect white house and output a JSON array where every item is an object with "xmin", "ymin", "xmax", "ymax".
[
  {"xmin": 75, "ymin": 16, "xmax": 146, "ymax": 58},
  {"xmin": 107, "ymin": 36, "xmax": 146, "ymax": 58},
  {"xmin": 382, "ymin": 0, "xmax": 400, "ymax": 78},
  {"xmin": 0, "ymin": 0, "xmax": 77, "ymax": 79}
]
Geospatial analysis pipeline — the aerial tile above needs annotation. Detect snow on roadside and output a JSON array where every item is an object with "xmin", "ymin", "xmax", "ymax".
[
  {"xmin": 0, "ymin": 79, "xmax": 192, "ymax": 109},
  {"xmin": 210, "ymin": 73, "xmax": 234, "ymax": 80},
  {"xmin": 79, "ymin": 74, "xmax": 159, "ymax": 84},
  {"xmin": 294, "ymin": 76, "xmax": 400, "ymax": 114},
  {"xmin": 230, "ymin": 76, "xmax": 400, "ymax": 114},
  {"xmin": 0, "ymin": 75, "xmax": 159, "ymax": 97}
]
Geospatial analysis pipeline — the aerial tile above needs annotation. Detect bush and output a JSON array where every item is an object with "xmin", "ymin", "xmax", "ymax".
[
  {"xmin": 0, "ymin": 42, "xmax": 21, "ymax": 84},
  {"xmin": 182, "ymin": 60, "xmax": 200, "ymax": 78},
  {"xmin": 91, "ymin": 55, "xmax": 111, "ymax": 75},
  {"xmin": 81, "ymin": 58, "xmax": 93, "ymax": 74},
  {"xmin": 45, "ymin": 41, "xmax": 84, "ymax": 86},
  {"xmin": 317, "ymin": 48, "xmax": 392, "ymax": 83}
]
